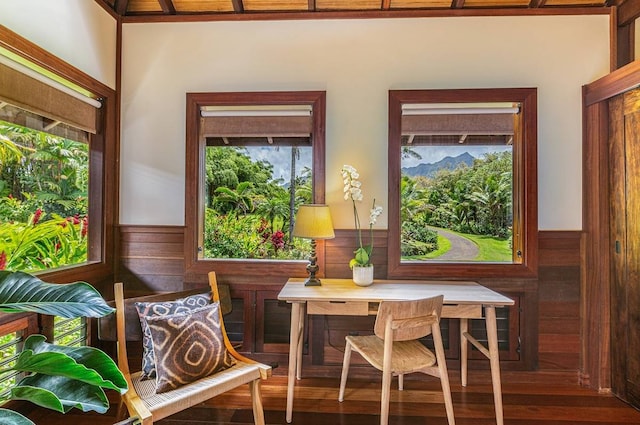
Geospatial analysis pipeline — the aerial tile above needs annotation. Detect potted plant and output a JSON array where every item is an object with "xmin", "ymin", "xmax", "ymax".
[
  {"xmin": 341, "ymin": 164, "xmax": 383, "ymax": 286},
  {"xmin": 0, "ymin": 270, "xmax": 127, "ymax": 425}
]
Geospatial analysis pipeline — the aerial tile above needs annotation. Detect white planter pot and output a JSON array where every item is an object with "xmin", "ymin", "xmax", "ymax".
[{"xmin": 352, "ymin": 265, "xmax": 374, "ymax": 286}]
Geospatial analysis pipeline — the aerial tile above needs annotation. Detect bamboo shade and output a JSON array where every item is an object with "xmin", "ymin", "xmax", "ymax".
[{"xmin": 0, "ymin": 62, "xmax": 98, "ymax": 134}]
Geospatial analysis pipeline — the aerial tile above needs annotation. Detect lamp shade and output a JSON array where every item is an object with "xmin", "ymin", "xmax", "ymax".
[{"xmin": 293, "ymin": 204, "xmax": 335, "ymax": 240}]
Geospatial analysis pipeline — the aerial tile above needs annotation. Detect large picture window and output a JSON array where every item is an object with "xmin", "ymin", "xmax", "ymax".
[
  {"xmin": 185, "ymin": 91, "xmax": 326, "ymax": 276},
  {"xmin": 388, "ymin": 88, "xmax": 538, "ymax": 278},
  {"xmin": 0, "ymin": 27, "xmax": 116, "ymax": 279}
]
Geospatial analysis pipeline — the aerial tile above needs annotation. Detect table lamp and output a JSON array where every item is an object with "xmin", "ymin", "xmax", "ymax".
[{"xmin": 293, "ymin": 204, "xmax": 335, "ymax": 286}]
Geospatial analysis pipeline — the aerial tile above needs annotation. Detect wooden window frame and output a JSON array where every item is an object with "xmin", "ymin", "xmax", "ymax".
[
  {"xmin": 0, "ymin": 26, "xmax": 117, "ymax": 284},
  {"xmin": 184, "ymin": 91, "xmax": 326, "ymax": 277},
  {"xmin": 387, "ymin": 88, "xmax": 538, "ymax": 279}
]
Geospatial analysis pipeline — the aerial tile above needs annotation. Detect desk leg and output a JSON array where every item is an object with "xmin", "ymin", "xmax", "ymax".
[
  {"xmin": 460, "ymin": 318, "xmax": 468, "ymax": 387},
  {"xmin": 286, "ymin": 302, "xmax": 303, "ymax": 423},
  {"xmin": 486, "ymin": 306, "xmax": 504, "ymax": 425},
  {"xmin": 296, "ymin": 304, "xmax": 305, "ymax": 380}
]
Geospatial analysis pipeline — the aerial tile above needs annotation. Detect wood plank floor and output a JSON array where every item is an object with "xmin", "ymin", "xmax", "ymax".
[{"xmin": 24, "ymin": 370, "xmax": 640, "ymax": 425}]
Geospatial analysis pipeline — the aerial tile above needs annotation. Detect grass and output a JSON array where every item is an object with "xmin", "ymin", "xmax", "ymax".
[
  {"xmin": 424, "ymin": 233, "xmax": 452, "ymax": 259},
  {"xmin": 406, "ymin": 227, "xmax": 512, "ymax": 262},
  {"xmin": 461, "ymin": 232, "xmax": 512, "ymax": 261}
]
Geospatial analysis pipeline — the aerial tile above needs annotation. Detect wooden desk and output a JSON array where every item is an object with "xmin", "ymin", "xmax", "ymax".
[{"xmin": 278, "ymin": 278, "xmax": 515, "ymax": 425}]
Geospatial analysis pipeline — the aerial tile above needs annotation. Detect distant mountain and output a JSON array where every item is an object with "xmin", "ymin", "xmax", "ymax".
[{"xmin": 402, "ymin": 152, "xmax": 475, "ymax": 178}]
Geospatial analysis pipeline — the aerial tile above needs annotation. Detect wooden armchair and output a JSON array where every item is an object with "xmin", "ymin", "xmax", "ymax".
[{"xmin": 103, "ymin": 271, "xmax": 271, "ymax": 425}]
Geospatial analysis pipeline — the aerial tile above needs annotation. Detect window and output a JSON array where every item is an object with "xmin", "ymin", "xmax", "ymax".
[
  {"xmin": 185, "ymin": 91, "xmax": 326, "ymax": 276},
  {"xmin": 0, "ymin": 26, "xmax": 117, "ymax": 280},
  {"xmin": 388, "ymin": 88, "xmax": 537, "ymax": 278}
]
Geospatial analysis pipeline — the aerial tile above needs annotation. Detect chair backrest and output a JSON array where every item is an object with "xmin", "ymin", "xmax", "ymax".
[
  {"xmin": 374, "ymin": 295, "xmax": 444, "ymax": 342},
  {"xmin": 99, "ymin": 279, "xmax": 232, "ymax": 342},
  {"xmin": 107, "ymin": 271, "xmax": 232, "ymax": 377}
]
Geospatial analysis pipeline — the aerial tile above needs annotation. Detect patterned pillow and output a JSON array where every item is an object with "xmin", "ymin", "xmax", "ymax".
[
  {"xmin": 145, "ymin": 302, "xmax": 236, "ymax": 393},
  {"xmin": 135, "ymin": 293, "xmax": 210, "ymax": 379}
]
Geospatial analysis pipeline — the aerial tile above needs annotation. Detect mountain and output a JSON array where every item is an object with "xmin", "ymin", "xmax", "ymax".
[{"xmin": 402, "ymin": 152, "xmax": 475, "ymax": 178}]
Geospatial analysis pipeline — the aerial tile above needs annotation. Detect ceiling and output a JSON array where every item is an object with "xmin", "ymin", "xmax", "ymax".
[{"xmin": 96, "ymin": 0, "xmax": 616, "ymax": 20}]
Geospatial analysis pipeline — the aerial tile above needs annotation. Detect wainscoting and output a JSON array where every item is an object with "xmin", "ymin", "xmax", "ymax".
[{"xmin": 117, "ymin": 226, "xmax": 581, "ymax": 373}]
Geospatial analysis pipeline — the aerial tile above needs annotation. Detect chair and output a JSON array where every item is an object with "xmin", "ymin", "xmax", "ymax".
[
  {"xmin": 338, "ymin": 295, "xmax": 455, "ymax": 425},
  {"xmin": 109, "ymin": 271, "xmax": 271, "ymax": 425}
]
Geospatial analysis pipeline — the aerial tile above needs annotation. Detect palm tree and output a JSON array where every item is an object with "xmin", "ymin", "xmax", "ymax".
[{"xmin": 213, "ymin": 181, "xmax": 255, "ymax": 214}]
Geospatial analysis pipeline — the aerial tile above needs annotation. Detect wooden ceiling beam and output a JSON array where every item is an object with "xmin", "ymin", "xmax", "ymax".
[
  {"xmin": 114, "ymin": 0, "xmax": 129, "ymax": 15},
  {"xmin": 231, "ymin": 0, "xmax": 244, "ymax": 12},
  {"xmin": 617, "ymin": 0, "xmax": 640, "ymax": 26},
  {"xmin": 529, "ymin": 0, "xmax": 547, "ymax": 7},
  {"xmin": 158, "ymin": 0, "xmax": 176, "ymax": 14}
]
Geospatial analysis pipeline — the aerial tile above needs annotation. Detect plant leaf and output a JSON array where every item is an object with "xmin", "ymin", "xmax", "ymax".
[
  {"xmin": 0, "ymin": 271, "xmax": 114, "ymax": 318},
  {"xmin": 10, "ymin": 375, "xmax": 109, "ymax": 413},
  {"xmin": 14, "ymin": 335, "xmax": 127, "ymax": 394},
  {"xmin": 0, "ymin": 408, "xmax": 35, "ymax": 425}
]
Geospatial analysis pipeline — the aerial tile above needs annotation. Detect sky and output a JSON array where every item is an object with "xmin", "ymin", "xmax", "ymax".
[
  {"xmin": 401, "ymin": 145, "xmax": 513, "ymax": 168},
  {"xmin": 242, "ymin": 144, "xmax": 512, "ymax": 184}
]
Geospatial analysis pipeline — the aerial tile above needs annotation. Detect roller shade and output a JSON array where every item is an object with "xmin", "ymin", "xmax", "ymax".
[{"xmin": 0, "ymin": 62, "xmax": 99, "ymax": 134}]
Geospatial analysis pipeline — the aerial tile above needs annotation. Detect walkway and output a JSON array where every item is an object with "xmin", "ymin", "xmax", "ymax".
[{"xmin": 432, "ymin": 227, "xmax": 479, "ymax": 261}]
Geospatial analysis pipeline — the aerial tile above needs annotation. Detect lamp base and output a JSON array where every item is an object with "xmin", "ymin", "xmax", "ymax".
[{"xmin": 304, "ymin": 277, "xmax": 322, "ymax": 286}]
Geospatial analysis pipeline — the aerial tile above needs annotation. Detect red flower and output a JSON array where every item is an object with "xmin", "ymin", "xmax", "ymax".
[
  {"xmin": 271, "ymin": 230, "xmax": 285, "ymax": 252},
  {"xmin": 0, "ymin": 252, "xmax": 6, "ymax": 270},
  {"xmin": 32, "ymin": 208, "xmax": 42, "ymax": 225},
  {"xmin": 81, "ymin": 216, "xmax": 88, "ymax": 238}
]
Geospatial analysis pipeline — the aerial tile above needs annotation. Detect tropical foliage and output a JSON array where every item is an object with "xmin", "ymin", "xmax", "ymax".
[
  {"xmin": 203, "ymin": 146, "xmax": 312, "ymax": 259},
  {"xmin": 0, "ymin": 271, "xmax": 127, "ymax": 425},
  {"xmin": 401, "ymin": 151, "xmax": 512, "ymax": 259},
  {"xmin": 0, "ymin": 122, "xmax": 88, "ymax": 273}
]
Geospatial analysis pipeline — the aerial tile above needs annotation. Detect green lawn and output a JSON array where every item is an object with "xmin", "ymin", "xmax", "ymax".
[{"xmin": 408, "ymin": 227, "xmax": 511, "ymax": 262}]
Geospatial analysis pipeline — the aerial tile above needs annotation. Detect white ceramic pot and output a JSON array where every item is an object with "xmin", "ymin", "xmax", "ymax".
[{"xmin": 352, "ymin": 265, "xmax": 374, "ymax": 286}]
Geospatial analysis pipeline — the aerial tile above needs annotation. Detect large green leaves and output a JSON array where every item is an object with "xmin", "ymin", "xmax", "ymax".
[
  {"xmin": 0, "ymin": 272, "xmax": 126, "ymax": 422},
  {"xmin": 10, "ymin": 375, "xmax": 109, "ymax": 413},
  {"xmin": 0, "ymin": 408, "xmax": 34, "ymax": 425},
  {"xmin": 16, "ymin": 335, "xmax": 127, "ymax": 394},
  {"xmin": 0, "ymin": 271, "xmax": 114, "ymax": 318},
  {"xmin": 1, "ymin": 335, "xmax": 127, "ymax": 415}
]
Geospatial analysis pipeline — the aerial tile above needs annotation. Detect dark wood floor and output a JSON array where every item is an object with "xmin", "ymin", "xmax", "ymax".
[{"xmin": 24, "ymin": 370, "xmax": 640, "ymax": 425}]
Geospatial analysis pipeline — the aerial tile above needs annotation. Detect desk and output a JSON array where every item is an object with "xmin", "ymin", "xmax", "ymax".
[{"xmin": 278, "ymin": 278, "xmax": 514, "ymax": 425}]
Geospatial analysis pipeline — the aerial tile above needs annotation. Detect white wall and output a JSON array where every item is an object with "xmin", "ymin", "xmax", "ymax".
[
  {"xmin": 0, "ymin": 0, "xmax": 117, "ymax": 89},
  {"xmin": 120, "ymin": 16, "xmax": 609, "ymax": 230}
]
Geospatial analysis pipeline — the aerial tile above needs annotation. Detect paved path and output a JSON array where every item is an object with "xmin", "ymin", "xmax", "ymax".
[{"xmin": 431, "ymin": 227, "xmax": 479, "ymax": 261}]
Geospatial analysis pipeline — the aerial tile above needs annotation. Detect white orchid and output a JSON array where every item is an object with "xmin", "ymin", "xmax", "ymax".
[{"xmin": 341, "ymin": 165, "xmax": 383, "ymax": 269}]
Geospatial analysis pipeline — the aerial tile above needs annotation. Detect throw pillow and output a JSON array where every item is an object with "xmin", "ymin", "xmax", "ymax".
[
  {"xmin": 145, "ymin": 302, "xmax": 236, "ymax": 393},
  {"xmin": 135, "ymin": 292, "xmax": 210, "ymax": 379}
]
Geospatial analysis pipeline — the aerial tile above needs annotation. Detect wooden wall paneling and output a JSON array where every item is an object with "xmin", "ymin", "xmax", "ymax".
[
  {"xmin": 118, "ymin": 225, "xmax": 581, "ymax": 374},
  {"xmin": 325, "ymin": 229, "xmax": 388, "ymax": 279},
  {"xmin": 538, "ymin": 231, "xmax": 581, "ymax": 371},
  {"xmin": 118, "ymin": 225, "xmax": 186, "ymax": 295}
]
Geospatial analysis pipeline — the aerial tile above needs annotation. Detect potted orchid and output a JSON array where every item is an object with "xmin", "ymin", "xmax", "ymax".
[{"xmin": 341, "ymin": 165, "xmax": 383, "ymax": 286}]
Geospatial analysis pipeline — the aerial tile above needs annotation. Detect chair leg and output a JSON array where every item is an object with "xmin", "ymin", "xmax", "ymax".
[
  {"xmin": 338, "ymin": 340, "xmax": 353, "ymax": 402},
  {"xmin": 115, "ymin": 400, "xmax": 128, "ymax": 422},
  {"xmin": 249, "ymin": 379, "xmax": 265, "ymax": 425},
  {"xmin": 380, "ymin": 367, "xmax": 392, "ymax": 425},
  {"xmin": 433, "ymin": 324, "xmax": 455, "ymax": 425}
]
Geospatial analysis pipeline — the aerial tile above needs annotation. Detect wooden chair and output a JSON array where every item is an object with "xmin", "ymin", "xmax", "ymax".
[
  {"xmin": 338, "ymin": 295, "xmax": 455, "ymax": 425},
  {"xmin": 107, "ymin": 271, "xmax": 271, "ymax": 425}
]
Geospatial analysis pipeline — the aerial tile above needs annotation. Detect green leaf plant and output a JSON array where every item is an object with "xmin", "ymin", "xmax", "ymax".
[{"xmin": 0, "ymin": 271, "xmax": 128, "ymax": 424}]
